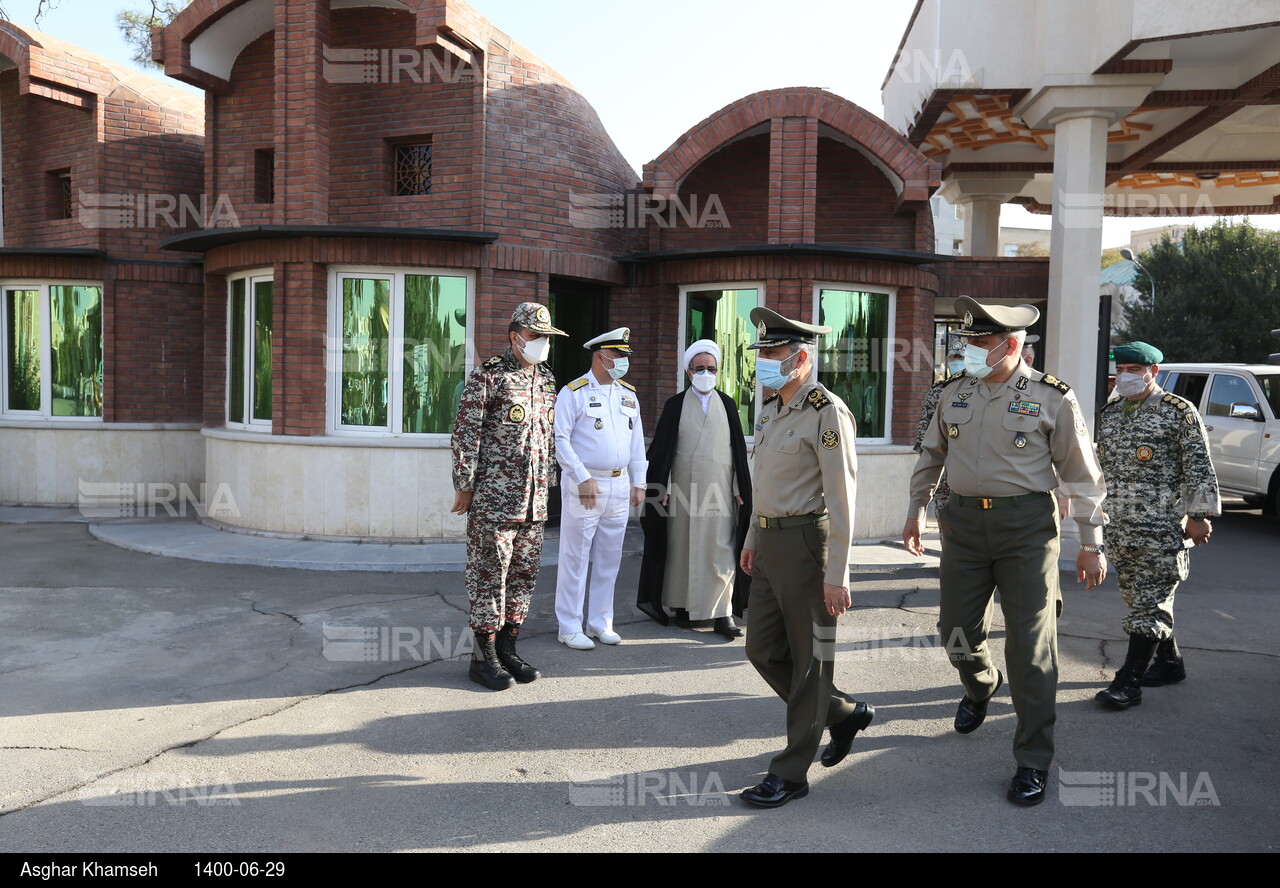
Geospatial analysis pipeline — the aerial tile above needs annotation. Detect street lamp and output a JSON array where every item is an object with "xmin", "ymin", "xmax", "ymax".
[{"xmin": 1120, "ymin": 247, "xmax": 1156, "ymax": 316}]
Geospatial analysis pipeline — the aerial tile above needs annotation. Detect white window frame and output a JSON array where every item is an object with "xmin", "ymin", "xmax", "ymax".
[
  {"xmin": 0, "ymin": 279, "xmax": 104, "ymax": 422},
  {"xmin": 812, "ymin": 282, "xmax": 897, "ymax": 444},
  {"xmin": 226, "ymin": 269, "xmax": 274, "ymax": 432},
  {"xmin": 326, "ymin": 265, "xmax": 475, "ymax": 440},
  {"xmin": 677, "ymin": 281, "xmax": 765, "ymax": 442}
]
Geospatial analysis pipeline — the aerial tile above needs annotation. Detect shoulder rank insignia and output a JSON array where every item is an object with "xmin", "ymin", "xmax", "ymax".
[
  {"xmin": 568, "ymin": 378, "xmax": 589, "ymax": 391},
  {"xmin": 1041, "ymin": 374, "xmax": 1071, "ymax": 394},
  {"xmin": 806, "ymin": 389, "xmax": 831, "ymax": 411},
  {"xmin": 1161, "ymin": 392, "xmax": 1193, "ymax": 412},
  {"xmin": 763, "ymin": 394, "xmax": 779, "ymax": 406},
  {"xmin": 618, "ymin": 380, "xmax": 637, "ymax": 392},
  {"xmin": 483, "ymin": 355, "xmax": 503, "ymax": 368}
]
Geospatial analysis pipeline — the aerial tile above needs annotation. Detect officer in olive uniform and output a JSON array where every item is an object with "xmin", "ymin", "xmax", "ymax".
[
  {"xmin": 452, "ymin": 302, "xmax": 566, "ymax": 690},
  {"xmin": 739, "ymin": 308, "xmax": 874, "ymax": 810},
  {"xmin": 554, "ymin": 328, "xmax": 648, "ymax": 650},
  {"xmin": 903, "ymin": 296, "xmax": 1108, "ymax": 807},
  {"xmin": 1095, "ymin": 341, "xmax": 1219, "ymax": 709}
]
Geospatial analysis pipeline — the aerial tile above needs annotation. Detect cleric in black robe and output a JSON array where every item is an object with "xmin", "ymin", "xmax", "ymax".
[{"xmin": 637, "ymin": 341, "xmax": 753, "ymax": 630}]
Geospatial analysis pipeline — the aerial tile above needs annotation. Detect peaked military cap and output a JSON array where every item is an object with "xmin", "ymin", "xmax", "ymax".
[
  {"xmin": 584, "ymin": 327, "xmax": 632, "ymax": 354},
  {"xmin": 1112, "ymin": 341, "xmax": 1164, "ymax": 365},
  {"xmin": 747, "ymin": 307, "xmax": 831, "ymax": 350},
  {"xmin": 511, "ymin": 302, "xmax": 567, "ymax": 336},
  {"xmin": 954, "ymin": 295, "xmax": 1040, "ymax": 338}
]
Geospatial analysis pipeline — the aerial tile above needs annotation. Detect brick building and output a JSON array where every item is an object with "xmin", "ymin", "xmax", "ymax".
[{"xmin": 2, "ymin": 0, "xmax": 1051, "ymax": 540}]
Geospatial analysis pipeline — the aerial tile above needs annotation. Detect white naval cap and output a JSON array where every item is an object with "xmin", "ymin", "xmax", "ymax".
[{"xmin": 583, "ymin": 327, "xmax": 632, "ymax": 354}]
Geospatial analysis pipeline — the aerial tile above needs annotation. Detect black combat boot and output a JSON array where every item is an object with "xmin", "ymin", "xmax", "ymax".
[
  {"xmin": 495, "ymin": 623, "xmax": 541, "ymax": 683},
  {"xmin": 1095, "ymin": 634, "xmax": 1158, "ymax": 709},
  {"xmin": 1140, "ymin": 637, "xmax": 1187, "ymax": 686},
  {"xmin": 469, "ymin": 632, "xmax": 515, "ymax": 691}
]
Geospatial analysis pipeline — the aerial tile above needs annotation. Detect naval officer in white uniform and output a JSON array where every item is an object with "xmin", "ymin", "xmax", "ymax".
[{"xmin": 554, "ymin": 327, "xmax": 648, "ymax": 650}]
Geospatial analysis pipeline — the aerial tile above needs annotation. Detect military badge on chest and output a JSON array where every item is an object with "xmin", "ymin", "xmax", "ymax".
[
  {"xmin": 1014, "ymin": 432, "xmax": 1027, "ymax": 449},
  {"xmin": 1008, "ymin": 400, "xmax": 1041, "ymax": 417},
  {"xmin": 594, "ymin": 419, "xmax": 604, "ymax": 430},
  {"xmin": 507, "ymin": 404, "xmax": 526, "ymax": 423},
  {"xmin": 1137, "ymin": 445, "xmax": 1154, "ymax": 461}
]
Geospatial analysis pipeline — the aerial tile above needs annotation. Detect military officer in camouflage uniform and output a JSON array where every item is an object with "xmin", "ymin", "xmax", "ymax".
[
  {"xmin": 1094, "ymin": 341, "xmax": 1219, "ymax": 709},
  {"xmin": 903, "ymin": 296, "xmax": 1108, "ymax": 807},
  {"xmin": 452, "ymin": 302, "xmax": 567, "ymax": 690},
  {"xmin": 738, "ymin": 308, "xmax": 874, "ymax": 810},
  {"xmin": 914, "ymin": 337, "xmax": 967, "ymax": 512}
]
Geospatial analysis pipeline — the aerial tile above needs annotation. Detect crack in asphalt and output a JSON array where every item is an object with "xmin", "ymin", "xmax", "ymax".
[{"xmin": 1, "ymin": 746, "xmax": 94, "ymax": 752}]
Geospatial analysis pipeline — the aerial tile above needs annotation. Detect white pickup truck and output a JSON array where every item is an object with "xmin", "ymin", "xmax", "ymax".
[{"xmin": 1153, "ymin": 363, "xmax": 1280, "ymax": 515}]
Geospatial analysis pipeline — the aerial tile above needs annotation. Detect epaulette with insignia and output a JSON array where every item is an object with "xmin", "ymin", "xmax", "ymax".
[
  {"xmin": 1161, "ymin": 392, "xmax": 1193, "ymax": 412},
  {"xmin": 805, "ymin": 389, "xmax": 831, "ymax": 411},
  {"xmin": 618, "ymin": 380, "xmax": 637, "ymax": 392},
  {"xmin": 763, "ymin": 394, "xmax": 779, "ymax": 406},
  {"xmin": 483, "ymin": 355, "xmax": 503, "ymax": 368},
  {"xmin": 568, "ymin": 378, "xmax": 589, "ymax": 391},
  {"xmin": 1040, "ymin": 374, "xmax": 1071, "ymax": 394}
]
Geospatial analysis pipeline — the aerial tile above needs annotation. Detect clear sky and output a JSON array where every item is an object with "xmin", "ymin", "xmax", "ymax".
[{"xmin": 5, "ymin": 0, "xmax": 1275, "ymax": 247}]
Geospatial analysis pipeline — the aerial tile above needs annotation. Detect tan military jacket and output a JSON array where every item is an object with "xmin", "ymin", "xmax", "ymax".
[
  {"xmin": 745, "ymin": 379, "xmax": 858, "ymax": 587},
  {"xmin": 909, "ymin": 363, "xmax": 1107, "ymax": 544},
  {"xmin": 451, "ymin": 348, "xmax": 558, "ymax": 521}
]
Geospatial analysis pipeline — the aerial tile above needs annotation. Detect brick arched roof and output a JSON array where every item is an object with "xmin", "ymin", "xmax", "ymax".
[{"xmin": 644, "ymin": 87, "xmax": 940, "ymax": 201}]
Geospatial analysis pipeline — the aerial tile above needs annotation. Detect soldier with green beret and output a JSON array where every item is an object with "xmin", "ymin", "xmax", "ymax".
[
  {"xmin": 1094, "ymin": 341, "xmax": 1220, "ymax": 709},
  {"xmin": 903, "ymin": 295, "xmax": 1108, "ymax": 806}
]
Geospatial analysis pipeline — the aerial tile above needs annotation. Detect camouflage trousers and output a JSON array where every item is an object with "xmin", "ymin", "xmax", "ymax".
[
  {"xmin": 466, "ymin": 518, "xmax": 544, "ymax": 634},
  {"xmin": 1110, "ymin": 545, "xmax": 1190, "ymax": 640}
]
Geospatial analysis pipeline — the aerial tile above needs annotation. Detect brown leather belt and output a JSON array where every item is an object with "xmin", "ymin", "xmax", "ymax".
[{"xmin": 952, "ymin": 492, "xmax": 1050, "ymax": 510}]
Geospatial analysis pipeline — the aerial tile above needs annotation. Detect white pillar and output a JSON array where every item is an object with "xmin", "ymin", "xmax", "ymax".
[
  {"xmin": 1046, "ymin": 111, "xmax": 1111, "ymax": 430},
  {"xmin": 961, "ymin": 197, "xmax": 1004, "ymax": 257}
]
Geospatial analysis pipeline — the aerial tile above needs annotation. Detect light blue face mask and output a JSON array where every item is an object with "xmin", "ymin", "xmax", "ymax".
[
  {"xmin": 756, "ymin": 352, "xmax": 796, "ymax": 390},
  {"xmin": 606, "ymin": 356, "xmax": 629, "ymax": 380},
  {"xmin": 962, "ymin": 342, "xmax": 998, "ymax": 379}
]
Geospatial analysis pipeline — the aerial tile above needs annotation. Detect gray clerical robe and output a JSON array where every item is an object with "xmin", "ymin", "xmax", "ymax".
[{"xmin": 662, "ymin": 388, "xmax": 738, "ymax": 620}]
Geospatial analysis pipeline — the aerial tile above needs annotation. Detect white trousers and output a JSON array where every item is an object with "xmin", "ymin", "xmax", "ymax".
[{"xmin": 555, "ymin": 474, "xmax": 631, "ymax": 635}]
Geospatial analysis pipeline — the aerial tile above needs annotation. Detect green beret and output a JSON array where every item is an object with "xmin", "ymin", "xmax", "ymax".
[{"xmin": 1113, "ymin": 341, "xmax": 1164, "ymax": 365}]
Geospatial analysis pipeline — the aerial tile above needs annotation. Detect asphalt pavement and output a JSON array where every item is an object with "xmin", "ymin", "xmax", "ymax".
[{"xmin": 0, "ymin": 504, "xmax": 1276, "ymax": 853}]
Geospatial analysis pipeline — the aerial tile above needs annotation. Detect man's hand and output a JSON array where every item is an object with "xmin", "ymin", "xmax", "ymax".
[
  {"xmin": 1076, "ymin": 551, "xmax": 1107, "ymax": 589},
  {"xmin": 450, "ymin": 491, "xmax": 473, "ymax": 514},
  {"xmin": 902, "ymin": 518, "xmax": 924, "ymax": 556},
  {"xmin": 1185, "ymin": 517, "xmax": 1212, "ymax": 546},
  {"xmin": 1056, "ymin": 491, "xmax": 1070, "ymax": 520},
  {"xmin": 824, "ymin": 583, "xmax": 851, "ymax": 617},
  {"xmin": 630, "ymin": 486, "xmax": 645, "ymax": 508},
  {"xmin": 578, "ymin": 478, "xmax": 600, "ymax": 510},
  {"xmin": 740, "ymin": 549, "xmax": 755, "ymax": 576}
]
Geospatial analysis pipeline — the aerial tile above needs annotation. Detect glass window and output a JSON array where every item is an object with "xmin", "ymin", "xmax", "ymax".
[
  {"xmin": 3, "ymin": 283, "xmax": 102, "ymax": 418},
  {"xmin": 227, "ymin": 273, "xmax": 273, "ymax": 428},
  {"xmin": 332, "ymin": 269, "xmax": 469, "ymax": 435},
  {"xmin": 1167, "ymin": 372, "xmax": 1208, "ymax": 407},
  {"xmin": 1253, "ymin": 372, "xmax": 1280, "ymax": 419},
  {"xmin": 1206, "ymin": 373, "xmax": 1260, "ymax": 419},
  {"xmin": 684, "ymin": 287, "xmax": 757, "ymax": 435},
  {"xmin": 817, "ymin": 288, "xmax": 892, "ymax": 439}
]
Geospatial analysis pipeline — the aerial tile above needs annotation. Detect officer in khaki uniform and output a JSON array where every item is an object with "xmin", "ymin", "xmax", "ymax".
[
  {"xmin": 903, "ymin": 296, "xmax": 1108, "ymax": 806},
  {"xmin": 739, "ymin": 308, "xmax": 874, "ymax": 809}
]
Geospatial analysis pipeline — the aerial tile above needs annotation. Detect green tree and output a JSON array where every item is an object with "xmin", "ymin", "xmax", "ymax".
[
  {"xmin": 117, "ymin": 1, "xmax": 191, "ymax": 66},
  {"xmin": 1118, "ymin": 219, "xmax": 1280, "ymax": 363},
  {"xmin": 1101, "ymin": 247, "xmax": 1124, "ymax": 269}
]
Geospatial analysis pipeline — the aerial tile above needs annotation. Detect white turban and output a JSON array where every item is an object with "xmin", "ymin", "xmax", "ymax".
[{"xmin": 683, "ymin": 339, "xmax": 721, "ymax": 371}]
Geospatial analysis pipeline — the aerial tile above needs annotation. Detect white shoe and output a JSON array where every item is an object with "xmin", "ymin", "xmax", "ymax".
[
  {"xmin": 558, "ymin": 632, "xmax": 595, "ymax": 651},
  {"xmin": 587, "ymin": 629, "xmax": 622, "ymax": 645}
]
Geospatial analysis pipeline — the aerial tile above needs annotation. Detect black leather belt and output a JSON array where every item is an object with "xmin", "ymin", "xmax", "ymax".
[
  {"xmin": 952, "ymin": 492, "xmax": 1050, "ymax": 510},
  {"xmin": 758, "ymin": 512, "xmax": 827, "ymax": 530}
]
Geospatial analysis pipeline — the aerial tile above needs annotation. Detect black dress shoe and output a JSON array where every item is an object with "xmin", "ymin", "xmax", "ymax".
[
  {"xmin": 1007, "ymin": 767, "xmax": 1048, "ymax": 806},
  {"xmin": 740, "ymin": 773, "xmax": 809, "ymax": 809},
  {"xmin": 672, "ymin": 609, "xmax": 691, "ymax": 629},
  {"xmin": 713, "ymin": 616, "xmax": 744, "ymax": 639},
  {"xmin": 820, "ymin": 701, "xmax": 875, "ymax": 767},
  {"xmin": 954, "ymin": 670, "xmax": 1003, "ymax": 734}
]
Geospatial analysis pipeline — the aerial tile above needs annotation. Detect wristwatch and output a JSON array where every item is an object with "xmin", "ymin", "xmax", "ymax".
[
  {"xmin": 1188, "ymin": 513, "xmax": 1208, "ymax": 522},
  {"xmin": 1080, "ymin": 544, "xmax": 1106, "ymax": 554}
]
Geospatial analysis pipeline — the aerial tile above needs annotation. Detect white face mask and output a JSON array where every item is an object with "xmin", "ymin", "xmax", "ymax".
[
  {"xmin": 689, "ymin": 369, "xmax": 717, "ymax": 393},
  {"xmin": 605, "ymin": 355, "xmax": 629, "ymax": 380},
  {"xmin": 518, "ymin": 335, "xmax": 550, "ymax": 364},
  {"xmin": 1115, "ymin": 370, "xmax": 1150, "ymax": 399},
  {"xmin": 946, "ymin": 358, "xmax": 966, "ymax": 377},
  {"xmin": 962, "ymin": 342, "xmax": 1002, "ymax": 380}
]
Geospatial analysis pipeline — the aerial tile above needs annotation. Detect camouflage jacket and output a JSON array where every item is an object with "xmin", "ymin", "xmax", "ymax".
[
  {"xmin": 1097, "ymin": 385, "xmax": 1220, "ymax": 550},
  {"xmin": 452, "ymin": 348, "xmax": 559, "ymax": 522},
  {"xmin": 915, "ymin": 373, "xmax": 963, "ymax": 452}
]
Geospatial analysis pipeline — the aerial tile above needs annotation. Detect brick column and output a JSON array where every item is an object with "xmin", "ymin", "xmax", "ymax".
[
  {"xmin": 275, "ymin": 0, "xmax": 330, "ymax": 224},
  {"xmin": 276, "ymin": 260, "xmax": 328, "ymax": 436},
  {"xmin": 768, "ymin": 117, "xmax": 817, "ymax": 244}
]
